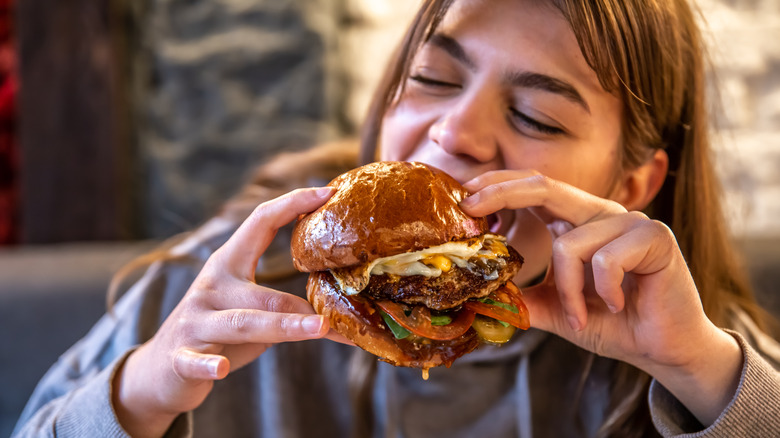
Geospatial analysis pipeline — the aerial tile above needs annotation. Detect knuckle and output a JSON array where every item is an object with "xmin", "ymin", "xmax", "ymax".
[
  {"xmin": 626, "ymin": 210, "xmax": 649, "ymax": 221},
  {"xmin": 257, "ymin": 291, "xmax": 293, "ymax": 313},
  {"xmin": 651, "ymin": 219, "xmax": 673, "ymax": 235},
  {"xmin": 551, "ymin": 234, "xmax": 575, "ymax": 257},
  {"xmin": 651, "ymin": 219, "xmax": 678, "ymax": 246},
  {"xmin": 249, "ymin": 203, "xmax": 267, "ymax": 223},
  {"xmin": 591, "ymin": 248, "xmax": 616, "ymax": 271},
  {"xmin": 188, "ymin": 276, "xmax": 223, "ymax": 306},
  {"xmin": 529, "ymin": 173, "xmax": 551, "ymax": 190},
  {"xmin": 193, "ymin": 276, "xmax": 218, "ymax": 296},
  {"xmin": 606, "ymin": 199, "xmax": 628, "ymax": 215},
  {"xmin": 277, "ymin": 316, "xmax": 300, "ymax": 335},
  {"xmin": 226, "ymin": 310, "xmax": 251, "ymax": 334},
  {"xmin": 551, "ymin": 237, "xmax": 566, "ymax": 257},
  {"xmin": 250, "ymin": 195, "xmax": 283, "ymax": 223},
  {"xmin": 175, "ymin": 314, "xmax": 192, "ymax": 332},
  {"xmin": 174, "ymin": 314, "xmax": 199, "ymax": 340},
  {"xmin": 485, "ymin": 181, "xmax": 508, "ymax": 199}
]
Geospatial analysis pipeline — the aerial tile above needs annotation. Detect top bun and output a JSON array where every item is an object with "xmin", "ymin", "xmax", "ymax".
[{"xmin": 291, "ymin": 161, "xmax": 487, "ymax": 272}]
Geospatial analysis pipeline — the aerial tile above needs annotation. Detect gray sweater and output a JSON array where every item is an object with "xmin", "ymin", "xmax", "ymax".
[{"xmin": 12, "ymin": 221, "xmax": 780, "ymax": 438}]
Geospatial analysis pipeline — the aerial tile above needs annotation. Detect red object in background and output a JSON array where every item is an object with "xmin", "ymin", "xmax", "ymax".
[{"xmin": 0, "ymin": 0, "xmax": 17, "ymax": 245}]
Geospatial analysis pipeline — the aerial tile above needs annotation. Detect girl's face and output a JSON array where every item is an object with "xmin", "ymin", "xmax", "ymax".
[{"xmin": 380, "ymin": 0, "xmax": 625, "ymax": 284}]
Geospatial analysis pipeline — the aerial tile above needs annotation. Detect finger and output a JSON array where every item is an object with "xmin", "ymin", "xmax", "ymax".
[
  {"xmin": 218, "ymin": 187, "xmax": 335, "ymax": 279},
  {"xmin": 550, "ymin": 237, "xmax": 588, "ymax": 331},
  {"xmin": 461, "ymin": 174, "xmax": 626, "ymax": 227},
  {"xmin": 550, "ymin": 211, "xmax": 650, "ymax": 327},
  {"xmin": 198, "ymin": 310, "xmax": 329, "ymax": 344},
  {"xmin": 172, "ymin": 348, "xmax": 230, "ymax": 381},
  {"xmin": 590, "ymin": 219, "xmax": 680, "ymax": 308},
  {"xmin": 603, "ymin": 219, "xmax": 679, "ymax": 277},
  {"xmin": 546, "ymin": 219, "xmax": 575, "ymax": 240},
  {"xmin": 205, "ymin": 281, "xmax": 317, "ymax": 316},
  {"xmin": 462, "ymin": 169, "xmax": 540, "ymax": 193}
]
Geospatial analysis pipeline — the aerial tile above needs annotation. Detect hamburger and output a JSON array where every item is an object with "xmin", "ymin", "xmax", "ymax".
[{"xmin": 291, "ymin": 161, "xmax": 529, "ymax": 377}]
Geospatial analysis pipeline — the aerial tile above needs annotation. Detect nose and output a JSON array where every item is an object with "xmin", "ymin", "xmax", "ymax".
[{"xmin": 428, "ymin": 91, "xmax": 499, "ymax": 163}]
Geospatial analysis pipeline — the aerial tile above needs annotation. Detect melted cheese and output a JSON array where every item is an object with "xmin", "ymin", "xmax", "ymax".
[
  {"xmin": 423, "ymin": 255, "xmax": 452, "ymax": 272},
  {"xmin": 332, "ymin": 234, "xmax": 508, "ymax": 295}
]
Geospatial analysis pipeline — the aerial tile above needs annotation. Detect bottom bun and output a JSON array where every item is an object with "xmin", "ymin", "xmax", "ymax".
[{"xmin": 307, "ymin": 271, "xmax": 480, "ymax": 369}]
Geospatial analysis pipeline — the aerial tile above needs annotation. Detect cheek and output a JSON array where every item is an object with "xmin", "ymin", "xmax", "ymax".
[
  {"xmin": 503, "ymin": 142, "xmax": 620, "ymax": 197},
  {"xmin": 379, "ymin": 107, "xmax": 426, "ymax": 162},
  {"xmin": 567, "ymin": 154, "xmax": 622, "ymax": 197},
  {"xmin": 588, "ymin": 150, "xmax": 621, "ymax": 196},
  {"xmin": 571, "ymin": 133, "xmax": 623, "ymax": 197},
  {"xmin": 378, "ymin": 121, "xmax": 405, "ymax": 161}
]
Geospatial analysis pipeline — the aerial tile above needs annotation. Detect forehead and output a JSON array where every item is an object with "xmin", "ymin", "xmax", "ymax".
[{"xmin": 433, "ymin": 0, "xmax": 607, "ymax": 99}]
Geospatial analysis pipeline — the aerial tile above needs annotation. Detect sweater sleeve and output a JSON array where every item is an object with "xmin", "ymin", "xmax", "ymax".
[
  {"xmin": 649, "ymin": 329, "xmax": 780, "ymax": 437},
  {"xmin": 12, "ymin": 351, "xmax": 133, "ymax": 438},
  {"xmin": 12, "ymin": 345, "xmax": 191, "ymax": 438},
  {"xmin": 11, "ymin": 259, "xmax": 199, "ymax": 438}
]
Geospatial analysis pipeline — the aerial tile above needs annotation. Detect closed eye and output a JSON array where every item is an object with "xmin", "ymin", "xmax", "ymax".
[
  {"xmin": 409, "ymin": 74, "xmax": 460, "ymax": 89},
  {"xmin": 510, "ymin": 108, "xmax": 565, "ymax": 135}
]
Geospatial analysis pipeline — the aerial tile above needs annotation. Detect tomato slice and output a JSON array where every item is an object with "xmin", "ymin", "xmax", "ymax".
[
  {"xmin": 502, "ymin": 282, "xmax": 523, "ymax": 302},
  {"xmin": 499, "ymin": 282, "xmax": 530, "ymax": 328},
  {"xmin": 375, "ymin": 301, "xmax": 476, "ymax": 341},
  {"xmin": 463, "ymin": 283, "xmax": 530, "ymax": 330}
]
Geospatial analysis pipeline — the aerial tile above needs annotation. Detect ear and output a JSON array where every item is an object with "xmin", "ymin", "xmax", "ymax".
[{"xmin": 613, "ymin": 149, "xmax": 669, "ymax": 211}]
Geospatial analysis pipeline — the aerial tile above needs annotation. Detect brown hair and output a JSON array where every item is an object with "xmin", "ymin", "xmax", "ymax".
[
  {"xmin": 107, "ymin": 141, "xmax": 360, "ymax": 308},
  {"xmin": 358, "ymin": 0, "xmax": 769, "ymax": 436}
]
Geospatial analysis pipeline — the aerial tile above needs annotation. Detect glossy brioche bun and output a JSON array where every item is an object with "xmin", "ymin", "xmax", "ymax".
[
  {"xmin": 307, "ymin": 271, "xmax": 481, "ymax": 368},
  {"xmin": 291, "ymin": 161, "xmax": 487, "ymax": 272}
]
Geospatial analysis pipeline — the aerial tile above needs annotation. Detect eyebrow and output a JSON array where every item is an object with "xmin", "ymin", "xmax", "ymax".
[
  {"xmin": 428, "ymin": 33, "xmax": 476, "ymax": 69},
  {"xmin": 506, "ymin": 71, "xmax": 591, "ymax": 114},
  {"xmin": 427, "ymin": 33, "xmax": 591, "ymax": 114}
]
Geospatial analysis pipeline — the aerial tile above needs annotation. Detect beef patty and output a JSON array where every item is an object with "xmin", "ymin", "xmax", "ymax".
[{"xmin": 363, "ymin": 246, "xmax": 523, "ymax": 310}]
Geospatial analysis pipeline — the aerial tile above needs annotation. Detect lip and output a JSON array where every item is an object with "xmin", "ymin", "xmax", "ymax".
[
  {"xmin": 487, "ymin": 209, "xmax": 515, "ymax": 236},
  {"xmin": 486, "ymin": 213, "xmax": 499, "ymax": 231},
  {"xmin": 409, "ymin": 158, "xmax": 488, "ymax": 187}
]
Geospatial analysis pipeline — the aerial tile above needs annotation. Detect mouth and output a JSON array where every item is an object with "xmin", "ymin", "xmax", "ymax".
[
  {"xmin": 487, "ymin": 213, "xmax": 500, "ymax": 232},
  {"xmin": 486, "ymin": 210, "xmax": 515, "ymax": 236}
]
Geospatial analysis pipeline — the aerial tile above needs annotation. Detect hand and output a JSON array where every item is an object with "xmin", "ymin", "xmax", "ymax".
[
  {"xmin": 462, "ymin": 170, "xmax": 742, "ymax": 426},
  {"xmin": 113, "ymin": 187, "xmax": 349, "ymax": 438}
]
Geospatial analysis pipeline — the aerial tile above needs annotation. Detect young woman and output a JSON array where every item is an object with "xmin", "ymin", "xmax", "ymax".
[{"xmin": 14, "ymin": 0, "xmax": 780, "ymax": 437}]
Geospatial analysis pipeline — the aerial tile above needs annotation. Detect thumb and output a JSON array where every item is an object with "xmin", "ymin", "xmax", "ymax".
[{"xmin": 173, "ymin": 348, "xmax": 231, "ymax": 381}]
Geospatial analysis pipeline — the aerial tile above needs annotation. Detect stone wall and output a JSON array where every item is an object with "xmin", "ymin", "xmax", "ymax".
[
  {"xmin": 132, "ymin": 0, "xmax": 349, "ymax": 238},
  {"xmin": 698, "ymin": 0, "xmax": 780, "ymax": 239}
]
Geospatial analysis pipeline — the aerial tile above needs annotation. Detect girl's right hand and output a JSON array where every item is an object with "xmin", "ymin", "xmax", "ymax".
[{"xmin": 112, "ymin": 187, "xmax": 345, "ymax": 438}]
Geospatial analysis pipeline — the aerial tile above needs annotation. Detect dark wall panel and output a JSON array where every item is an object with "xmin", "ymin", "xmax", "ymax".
[{"xmin": 17, "ymin": 0, "xmax": 130, "ymax": 243}]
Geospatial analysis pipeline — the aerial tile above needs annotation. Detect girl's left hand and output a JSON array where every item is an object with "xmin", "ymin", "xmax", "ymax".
[{"xmin": 461, "ymin": 170, "xmax": 742, "ymax": 426}]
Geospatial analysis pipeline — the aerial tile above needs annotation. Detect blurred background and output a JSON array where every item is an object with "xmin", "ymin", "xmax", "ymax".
[{"xmin": 0, "ymin": 0, "xmax": 778, "ymax": 435}]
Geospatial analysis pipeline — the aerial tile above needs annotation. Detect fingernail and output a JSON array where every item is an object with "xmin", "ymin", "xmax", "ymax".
[
  {"xmin": 462, "ymin": 176, "xmax": 480, "ymax": 190},
  {"xmin": 461, "ymin": 193, "xmax": 480, "ymax": 208},
  {"xmin": 567, "ymin": 315, "xmax": 582, "ymax": 332},
  {"xmin": 315, "ymin": 187, "xmax": 335, "ymax": 198},
  {"xmin": 207, "ymin": 358, "xmax": 222, "ymax": 379},
  {"xmin": 302, "ymin": 315, "xmax": 325, "ymax": 334}
]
